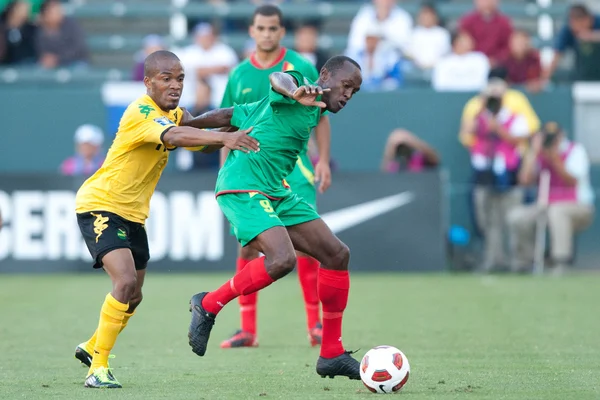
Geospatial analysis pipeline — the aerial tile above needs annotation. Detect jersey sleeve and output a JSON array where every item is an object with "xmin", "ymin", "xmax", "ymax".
[
  {"xmin": 126, "ymin": 103, "xmax": 178, "ymax": 145},
  {"xmin": 269, "ymin": 70, "xmax": 305, "ymax": 105}
]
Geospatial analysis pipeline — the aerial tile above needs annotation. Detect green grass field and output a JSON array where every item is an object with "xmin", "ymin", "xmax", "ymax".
[{"xmin": 0, "ymin": 273, "xmax": 599, "ymax": 399}]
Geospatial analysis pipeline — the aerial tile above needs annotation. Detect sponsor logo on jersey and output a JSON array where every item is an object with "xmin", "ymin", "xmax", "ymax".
[{"xmin": 138, "ymin": 104, "xmax": 155, "ymax": 119}]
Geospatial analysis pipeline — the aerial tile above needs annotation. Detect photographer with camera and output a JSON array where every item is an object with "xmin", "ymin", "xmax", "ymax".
[
  {"xmin": 381, "ymin": 129, "xmax": 439, "ymax": 173},
  {"xmin": 507, "ymin": 122, "xmax": 594, "ymax": 274},
  {"xmin": 460, "ymin": 78, "xmax": 530, "ymax": 272}
]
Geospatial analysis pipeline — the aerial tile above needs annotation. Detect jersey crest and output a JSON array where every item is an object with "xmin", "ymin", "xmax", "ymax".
[{"xmin": 282, "ymin": 61, "xmax": 295, "ymax": 71}]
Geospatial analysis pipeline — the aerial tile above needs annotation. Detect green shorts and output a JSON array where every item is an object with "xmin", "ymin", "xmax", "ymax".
[{"xmin": 218, "ymin": 191, "xmax": 320, "ymax": 247}]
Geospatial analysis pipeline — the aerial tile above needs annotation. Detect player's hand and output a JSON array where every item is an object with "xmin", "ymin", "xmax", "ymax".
[
  {"xmin": 314, "ymin": 159, "xmax": 332, "ymax": 193},
  {"xmin": 292, "ymin": 86, "xmax": 330, "ymax": 108},
  {"xmin": 223, "ymin": 127, "xmax": 259, "ymax": 153}
]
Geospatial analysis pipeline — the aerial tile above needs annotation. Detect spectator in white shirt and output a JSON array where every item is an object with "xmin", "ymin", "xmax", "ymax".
[
  {"xmin": 178, "ymin": 23, "xmax": 238, "ymax": 111},
  {"xmin": 346, "ymin": 25, "xmax": 402, "ymax": 91},
  {"xmin": 405, "ymin": 3, "xmax": 451, "ymax": 70},
  {"xmin": 507, "ymin": 122, "xmax": 595, "ymax": 274},
  {"xmin": 432, "ymin": 31, "xmax": 490, "ymax": 92},
  {"xmin": 347, "ymin": 0, "xmax": 413, "ymax": 54}
]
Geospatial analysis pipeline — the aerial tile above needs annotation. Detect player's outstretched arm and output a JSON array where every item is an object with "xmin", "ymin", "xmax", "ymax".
[
  {"xmin": 269, "ymin": 72, "xmax": 328, "ymax": 108},
  {"xmin": 179, "ymin": 107, "xmax": 234, "ymax": 129},
  {"xmin": 162, "ymin": 126, "xmax": 259, "ymax": 153}
]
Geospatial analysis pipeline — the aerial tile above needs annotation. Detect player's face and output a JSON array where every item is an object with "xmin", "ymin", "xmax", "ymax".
[
  {"xmin": 145, "ymin": 59, "xmax": 184, "ymax": 111},
  {"xmin": 250, "ymin": 14, "xmax": 285, "ymax": 53},
  {"xmin": 320, "ymin": 63, "xmax": 362, "ymax": 114}
]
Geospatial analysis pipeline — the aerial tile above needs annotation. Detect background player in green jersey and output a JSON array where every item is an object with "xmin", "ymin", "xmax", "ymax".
[
  {"xmin": 188, "ymin": 55, "xmax": 363, "ymax": 381},
  {"xmin": 219, "ymin": 4, "xmax": 332, "ymax": 349}
]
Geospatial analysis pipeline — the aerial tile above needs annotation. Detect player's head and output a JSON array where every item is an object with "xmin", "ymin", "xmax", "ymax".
[
  {"xmin": 250, "ymin": 4, "xmax": 285, "ymax": 53},
  {"xmin": 318, "ymin": 56, "xmax": 362, "ymax": 114},
  {"xmin": 143, "ymin": 50, "xmax": 184, "ymax": 111}
]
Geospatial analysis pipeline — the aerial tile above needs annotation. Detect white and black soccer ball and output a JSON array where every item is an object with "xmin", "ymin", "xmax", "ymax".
[{"xmin": 360, "ymin": 345, "xmax": 410, "ymax": 394}]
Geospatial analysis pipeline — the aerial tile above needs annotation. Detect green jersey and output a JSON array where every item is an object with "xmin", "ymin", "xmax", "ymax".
[
  {"xmin": 221, "ymin": 48, "xmax": 319, "ymax": 108},
  {"xmin": 216, "ymin": 70, "xmax": 322, "ymax": 198}
]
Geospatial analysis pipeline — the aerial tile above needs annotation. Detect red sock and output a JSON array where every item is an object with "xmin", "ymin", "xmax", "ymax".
[
  {"xmin": 318, "ymin": 268, "xmax": 349, "ymax": 358},
  {"xmin": 297, "ymin": 256, "xmax": 320, "ymax": 330},
  {"xmin": 202, "ymin": 256, "xmax": 274, "ymax": 315},
  {"xmin": 237, "ymin": 258, "xmax": 258, "ymax": 334}
]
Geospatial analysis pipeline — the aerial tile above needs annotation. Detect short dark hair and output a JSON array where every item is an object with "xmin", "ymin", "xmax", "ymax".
[
  {"xmin": 322, "ymin": 55, "xmax": 361, "ymax": 75},
  {"xmin": 144, "ymin": 50, "xmax": 180, "ymax": 77},
  {"xmin": 252, "ymin": 4, "xmax": 283, "ymax": 26},
  {"xmin": 569, "ymin": 4, "xmax": 591, "ymax": 19}
]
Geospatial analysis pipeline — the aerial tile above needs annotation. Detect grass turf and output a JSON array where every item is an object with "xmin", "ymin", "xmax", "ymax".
[{"xmin": 0, "ymin": 273, "xmax": 598, "ymax": 399}]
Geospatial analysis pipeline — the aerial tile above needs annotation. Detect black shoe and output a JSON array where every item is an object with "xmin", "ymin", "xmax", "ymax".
[
  {"xmin": 188, "ymin": 292, "xmax": 216, "ymax": 356},
  {"xmin": 316, "ymin": 350, "xmax": 361, "ymax": 380},
  {"xmin": 75, "ymin": 344, "xmax": 92, "ymax": 367}
]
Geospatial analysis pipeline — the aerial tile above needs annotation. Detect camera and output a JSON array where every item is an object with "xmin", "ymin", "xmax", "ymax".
[
  {"xmin": 394, "ymin": 144, "xmax": 414, "ymax": 168},
  {"xmin": 541, "ymin": 121, "xmax": 561, "ymax": 148},
  {"xmin": 485, "ymin": 96, "xmax": 502, "ymax": 115}
]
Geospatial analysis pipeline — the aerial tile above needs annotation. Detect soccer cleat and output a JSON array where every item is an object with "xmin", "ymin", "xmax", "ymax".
[
  {"xmin": 220, "ymin": 330, "xmax": 259, "ymax": 349},
  {"xmin": 75, "ymin": 344, "xmax": 93, "ymax": 367},
  {"xmin": 308, "ymin": 322, "xmax": 322, "ymax": 347},
  {"xmin": 188, "ymin": 292, "xmax": 216, "ymax": 356},
  {"xmin": 74, "ymin": 344, "xmax": 115, "ymax": 368},
  {"xmin": 316, "ymin": 350, "xmax": 361, "ymax": 380},
  {"xmin": 84, "ymin": 366, "xmax": 122, "ymax": 388}
]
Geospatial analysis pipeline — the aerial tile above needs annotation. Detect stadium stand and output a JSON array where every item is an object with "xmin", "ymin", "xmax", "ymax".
[{"xmin": 0, "ymin": 0, "xmax": 575, "ymax": 84}]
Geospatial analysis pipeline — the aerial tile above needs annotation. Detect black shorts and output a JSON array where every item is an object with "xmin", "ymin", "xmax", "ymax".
[{"xmin": 77, "ymin": 211, "xmax": 150, "ymax": 270}]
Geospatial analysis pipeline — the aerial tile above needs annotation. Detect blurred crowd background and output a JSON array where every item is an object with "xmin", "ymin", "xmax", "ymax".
[{"xmin": 1, "ymin": 0, "xmax": 600, "ymax": 273}]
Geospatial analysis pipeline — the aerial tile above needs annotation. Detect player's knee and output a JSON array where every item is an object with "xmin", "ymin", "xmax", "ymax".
[
  {"xmin": 268, "ymin": 252, "xmax": 297, "ymax": 279},
  {"xmin": 114, "ymin": 274, "xmax": 137, "ymax": 302},
  {"xmin": 328, "ymin": 243, "xmax": 350, "ymax": 270}
]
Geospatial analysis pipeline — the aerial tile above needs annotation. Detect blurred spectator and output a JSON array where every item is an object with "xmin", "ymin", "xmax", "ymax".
[
  {"xmin": 432, "ymin": 31, "xmax": 489, "ymax": 92},
  {"xmin": 178, "ymin": 22, "xmax": 238, "ymax": 111},
  {"xmin": 0, "ymin": 0, "xmax": 37, "ymax": 65},
  {"xmin": 132, "ymin": 35, "xmax": 165, "ymax": 81},
  {"xmin": 60, "ymin": 124, "xmax": 105, "ymax": 177},
  {"xmin": 461, "ymin": 69, "xmax": 540, "ymax": 135},
  {"xmin": 404, "ymin": 3, "xmax": 450, "ymax": 70},
  {"xmin": 294, "ymin": 24, "xmax": 328, "ymax": 71},
  {"xmin": 543, "ymin": 4, "xmax": 600, "ymax": 82},
  {"xmin": 459, "ymin": 0, "xmax": 512, "ymax": 67},
  {"xmin": 460, "ymin": 79, "xmax": 530, "ymax": 272},
  {"xmin": 508, "ymin": 122, "xmax": 594, "ymax": 274},
  {"xmin": 346, "ymin": 25, "xmax": 402, "ymax": 91},
  {"xmin": 381, "ymin": 129, "xmax": 439, "ymax": 173},
  {"xmin": 347, "ymin": 0, "xmax": 413, "ymax": 54},
  {"xmin": 36, "ymin": 0, "xmax": 88, "ymax": 69},
  {"xmin": 500, "ymin": 30, "xmax": 542, "ymax": 92}
]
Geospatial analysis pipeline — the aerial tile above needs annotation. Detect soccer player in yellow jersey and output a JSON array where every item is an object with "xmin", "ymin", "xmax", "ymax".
[{"xmin": 73, "ymin": 50, "xmax": 258, "ymax": 388}]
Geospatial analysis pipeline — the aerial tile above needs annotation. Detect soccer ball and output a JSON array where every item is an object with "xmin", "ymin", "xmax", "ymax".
[{"xmin": 360, "ymin": 346, "xmax": 410, "ymax": 394}]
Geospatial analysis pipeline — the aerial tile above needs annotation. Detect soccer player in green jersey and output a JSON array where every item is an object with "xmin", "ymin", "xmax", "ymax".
[
  {"xmin": 188, "ymin": 55, "xmax": 363, "ymax": 380},
  {"xmin": 219, "ymin": 4, "xmax": 332, "ymax": 349}
]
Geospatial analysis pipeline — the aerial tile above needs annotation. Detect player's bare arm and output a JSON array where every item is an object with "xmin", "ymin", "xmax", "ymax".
[
  {"xmin": 180, "ymin": 107, "xmax": 234, "ymax": 129},
  {"xmin": 163, "ymin": 126, "xmax": 259, "ymax": 153},
  {"xmin": 314, "ymin": 116, "xmax": 332, "ymax": 193},
  {"xmin": 269, "ymin": 72, "xmax": 329, "ymax": 108}
]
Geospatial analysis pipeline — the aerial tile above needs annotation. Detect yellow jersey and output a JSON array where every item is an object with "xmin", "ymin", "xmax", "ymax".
[{"xmin": 76, "ymin": 94, "xmax": 182, "ymax": 223}]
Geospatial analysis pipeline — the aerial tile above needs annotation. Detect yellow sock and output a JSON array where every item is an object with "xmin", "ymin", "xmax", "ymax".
[
  {"xmin": 88, "ymin": 293, "xmax": 128, "ymax": 375},
  {"xmin": 83, "ymin": 311, "xmax": 134, "ymax": 354}
]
